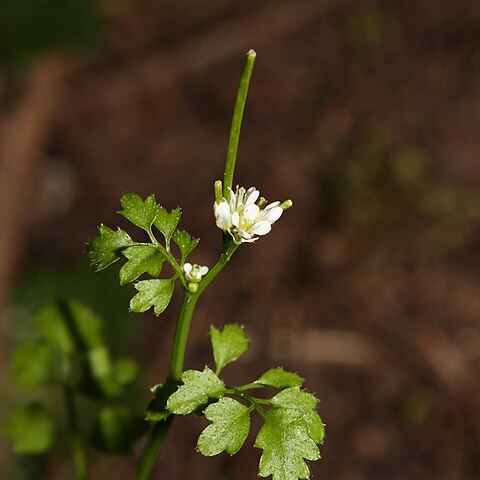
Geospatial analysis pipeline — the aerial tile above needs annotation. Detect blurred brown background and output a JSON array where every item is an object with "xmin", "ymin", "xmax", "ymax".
[{"xmin": 1, "ymin": 0, "xmax": 480, "ymax": 478}]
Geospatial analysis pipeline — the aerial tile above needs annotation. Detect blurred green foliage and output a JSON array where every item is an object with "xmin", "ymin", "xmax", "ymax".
[
  {"xmin": 11, "ymin": 263, "xmax": 130, "ymax": 344},
  {"xmin": 4, "ymin": 404, "xmax": 54, "ymax": 455},
  {"xmin": 0, "ymin": 0, "xmax": 100, "ymax": 65},
  {"xmin": 4, "ymin": 300, "xmax": 146, "ymax": 473}
]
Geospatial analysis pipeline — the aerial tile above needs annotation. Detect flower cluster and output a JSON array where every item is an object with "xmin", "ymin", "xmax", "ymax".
[
  {"xmin": 183, "ymin": 263, "xmax": 209, "ymax": 293},
  {"xmin": 214, "ymin": 185, "xmax": 288, "ymax": 244}
]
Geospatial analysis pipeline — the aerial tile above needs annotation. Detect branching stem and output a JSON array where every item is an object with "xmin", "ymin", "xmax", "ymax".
[
  {"xmin": 135, "ymin": 238, "xmax": 237, "ymax": 480},
  {"xmin": 135, "ymin": 48, "xmax": 255, "ymax": 479}
]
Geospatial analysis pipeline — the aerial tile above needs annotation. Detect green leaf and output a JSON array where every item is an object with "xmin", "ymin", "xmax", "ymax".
[
  {"xmin": 87, "ymin": 224, "xmax": 133, "ymax": 271},
  {"xmin": 91, "ymin": 405, "xmax": 147, "ymax": 454},
  {"xmin": 255, "ymin": 409, "xmax": 320, "ymax": 480},
  {"xmin": 254, "ymin": 368, "xmax": 304, "ymax": 390},
  {"xmin": 210, "ymin": 324, "xmax": 249, "ymax": 374},
  {"xmin": 255, "ymin": 387, "xmax": 324, "ymax": 480},
  {"xmin": 119, "ymin": 245, "xmax": 164, "ymax": 285},
  {"xmin": 129, "ymin": 278, "xmax": 175, "ymax": 316},
  {"xmin": 154, "ymin": 206, "xmax": 181, "ymax": 243},
  {"xmin": 119, "ymin": 193, "xmax": 159, "ymax": 231},
  {"xmin": 173, "ymin": 229, "xmax": 199, "ymax": 261},
  {"xmin": 11, "ymin": 341, "xmax": 54, "ymax": 388},
  {"xmin": 146, "ymin": 379, "xmax": 180, "ymax": 422},
  {"xmin": 270, "ymin": 387, "xmax": 325, "ymax": 445},
  {"xmin": 4, "ymin": 404, "xmax": 54, "ymax": 455},
  {"xmin": 197, "ymin": 397, "xmax": 250, "ymax": 456},
  {"xmin": 167, "ymin": 367, "xmax": 225, "ymax": 415}
]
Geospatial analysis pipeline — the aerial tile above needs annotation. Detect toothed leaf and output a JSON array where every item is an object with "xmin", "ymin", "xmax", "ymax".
[
  {"xmin": 255, "ymin": 409, "xmax": 320, "ymax": 480},
  {"xmin": 119, "ymin": 193, "xmax": 159, "ymax": 231},
  {"xmin": 197, "ymin": 397, "xmax": 250, "ymax": 456},
  {"xmin": 173, "ymin": 229, "xmax": 199, "ymax": 261},
  {"xmin": 154, "ymin": 206, "xmax": 181, "ymax": 243},
  {"xmin": 254, "ymin": 368, "xmax": 304, "ymax": 389},
  {"xmin": 255, "ymin": 387, "xmax": 324, "ymax": 480},
  {"xmin": 129, "ymin": 278, "xmax": 175, "ymax": 316},
  {"xmin": 119, "ymin": 245, "xmax": 164, "ymax": 285},
  {"xmin": 167, "ymin": 367, "xmax": 225, "ymax": 415},
  {"xmin": 270, "ymin": 387, "xmax": 325, "ymax": 444},
  {"xmin": 210, "ymin": 324, "xmax": 249, "ymax": 374},
  {"xmin": 87, "ymin": 225, "xmax": 133, "ymax": 271}
]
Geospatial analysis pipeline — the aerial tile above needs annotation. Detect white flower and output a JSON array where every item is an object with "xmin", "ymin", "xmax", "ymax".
[
  {"xmin": 183, "ymin": 263, "xmax": 209, "ymax": 282},
  {"xmin": 214, "ymin": 186, "xmax": 284, "ymax": 244}
]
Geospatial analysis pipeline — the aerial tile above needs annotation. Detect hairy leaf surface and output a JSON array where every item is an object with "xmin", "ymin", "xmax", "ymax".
[
  {"xmin": 167, "ymin": 367, "xmax": 225, "ymax": 415},
  {"xmin": 210, "ymin": 324, "xmax": 249, "ymax": 374},
  {"xmin": 197, "ymin": 397, "xmax": 250, "ymax": 456},
  {"xmin": 129, "ymin": 278, "xmax": 175, "ymax": 315}
]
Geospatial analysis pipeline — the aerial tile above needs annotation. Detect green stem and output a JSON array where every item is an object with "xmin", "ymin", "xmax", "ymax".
[
  {"xmin": 135, "ymin": 48, "xmax": 254, "ymax": 480},
  {"xmin": 64, "ymin": 386, "xmax": 87, "ymax": 480},
  {"xmin": 143, "ymin": 232, "xmax": 187, "ymax": 288},
  {"xmin": 135, "ymin": 238, "xmax": 238, "ymax": 480},
  {"xmin": 134, "ymin": 416, "xmax": 173, "ymax": 480},
  {"xmin": 225, "ymin": 388, "xmax": 267, "ymax": 418},
  {"xmin": 223, "ymin": 49, "xmax": 256, "ymax": 198}
]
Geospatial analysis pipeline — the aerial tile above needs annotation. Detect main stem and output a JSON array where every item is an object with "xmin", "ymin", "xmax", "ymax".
[
  {"xmin": 64, "ymin": 386, "xmax": 88, "ymax": 480},
  {"xmin": 135, "ymin": 48, "xmax": 255, "ymax": 480}
]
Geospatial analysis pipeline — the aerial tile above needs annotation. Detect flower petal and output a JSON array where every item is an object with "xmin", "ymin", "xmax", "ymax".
[
  {"xmin": 264, "ymin": 201, "xmax": 281, "ymax": 210},
  {"xmin": 244, "ymin": 204, "xmax": 260, "ymax": 222},
  {"xmin": 263, "ymin": 206, "xmax": 283, "ymax": 223},
  {"xmin": 232, "ymin": 211, "xmax": 240, "ymax": 228},
  {"xmin": 215, "ymin": 201, "xmax": 231, "ymax": 229},
  {"xmin": 199, "ymin": 266, "xmax": 209, "ymax": 276},
  {"xmin": 250, "ymin": 221, "xmax": 272, "ymax": 236},
  {"xmin": 245, "ymin": 188, "xmax": 260, "ymax": 206},
  {"xmin": 183, "ymin": 263, "xmax": 192, "ymax": 274}
]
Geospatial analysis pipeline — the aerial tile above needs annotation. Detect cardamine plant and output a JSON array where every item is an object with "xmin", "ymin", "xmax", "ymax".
[{"xmin": 5, "ymin": 49, "xmax": 325, "ymax": 480}]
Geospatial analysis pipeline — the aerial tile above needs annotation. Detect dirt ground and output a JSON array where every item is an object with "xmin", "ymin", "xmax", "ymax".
[{"xmin": 1, "ymin": 0, "xmax": 480, "ymax": 478}]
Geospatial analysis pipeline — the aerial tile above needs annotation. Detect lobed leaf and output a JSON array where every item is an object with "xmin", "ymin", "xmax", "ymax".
[
  {"xmin": 119, "ymin": 245, "xmax": 164, "ymax": 285},
  {"xmin": 154, "ymin": 206, "xmax": 181, "ymax": 243},
  {"xmin": 173, "ymin": 229, "xmax": 199, "ymax": 261},
  {"xmin": 119, "ymin": 193, "xmax": 158, "ymax": 231},
  {"xmin": 210, "ymin": 324, "xmax": 249, "ymax": 374},
  {"xmin": 197, "ymin": 397, "xmax": 250, "ymax": 457},
  {"xmin": 129, "ymin": 278, "xmax": 175, "ymax": 316},
  {"xmin": 270, "ymin": 387, "xmax": 325, "ymax": 444},
  {"xmin": 4, "ymin": 404, "xmax": 54, "ymax": 455},
  {"xmin": 167, "ymin": 367, "xmax": 225, "ymax": 415},
  {"xmin": 255, "ymin": 387, "xmax": 324, "ymax": 480},
  {"xmin": 87, "ymin": 224, "xmax": 133, "ymax": 271},
  {"xmin": 254, "ymin": 368, "xmax": 304, "ymax": 390},
  {"xmin": 255, "ymin": 409, "xmax": 320, "ymax": 480}
]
